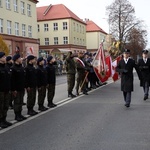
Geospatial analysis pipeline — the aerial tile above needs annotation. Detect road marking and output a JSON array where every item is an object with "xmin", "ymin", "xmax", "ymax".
[{"xmin": 0, "ymin": 80, "xmax": 113, "ymax": 134}]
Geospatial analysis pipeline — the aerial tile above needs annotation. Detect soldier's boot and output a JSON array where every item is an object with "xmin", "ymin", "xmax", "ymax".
[
  {"xmin": 3, "ymin": 116, "xmax": 12, "ymax": 126},
  {"xmin": 15, "ymin": 112, "xmax": 23, "ymax": 121},
  {"xmin": 0, "ymin": 118, "xmax": 8, "ymax": 128},
  {"xmin": 27, "ymin": 107, "xmax": 38, "ymax": 116},
  {"xmin": 38, "ymin": 105, "xmax": 48, "ymax": 111},
  {"xmin": 68, "ymin": 92, "xmax": 76, "ymax": 98},
  {"xmin": 19, "ymin": 111, "xmax": 27, "ymax": 120}
]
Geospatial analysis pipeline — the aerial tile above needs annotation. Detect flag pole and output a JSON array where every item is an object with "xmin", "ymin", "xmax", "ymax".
[{"xmin": 79, "ymin": 71, "xmax": 89, "ymax": 93}]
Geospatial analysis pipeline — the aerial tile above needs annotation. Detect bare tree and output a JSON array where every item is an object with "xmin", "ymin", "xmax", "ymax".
[
  {"xmin": 126, "ymin": 27, "xmax": 147, "ymax": 60},
  {"xmin": 106, "ymin": 0, "xmax": 142, "ymax": 52}
]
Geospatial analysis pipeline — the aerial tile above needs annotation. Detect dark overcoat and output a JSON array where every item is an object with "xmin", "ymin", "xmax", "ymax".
[
  {"xmin": 116, "ymin": 58, "xmax": 141, "ymax": 92},
  {"xmin": 137, "ymin": 58, "xmax": 150, "ymax": 86}
]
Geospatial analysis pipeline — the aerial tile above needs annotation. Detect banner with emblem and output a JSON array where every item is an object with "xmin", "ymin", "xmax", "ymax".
[{"xmin": 92, "ymin": 42, "xmax": 109, "ymax": 83}]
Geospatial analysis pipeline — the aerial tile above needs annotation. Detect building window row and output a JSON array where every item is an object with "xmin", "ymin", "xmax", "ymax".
[
  {"xmin": 44, "ymin": 37, "xmax": 68, "ymax": 45},
  {"xmin": 0, "ymin": 0, "xmax": 31, "ymax": 16},
  {"xmin": 38, "ymin": 22, "xmax": 68, "ymax": 32},
  {"xmin": 74, "ymin": 37, "xmax": 85, "ymax": 45},
  {"xmin": 0, "ymin": 18, "xmax": 32, "ymax": 38},
  {"xmin": 73, "ymin": 22, "xmax": 85, "ymax": 34}
]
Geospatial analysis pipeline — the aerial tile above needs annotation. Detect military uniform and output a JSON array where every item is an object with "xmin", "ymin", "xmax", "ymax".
[
  {"xmin": 116, "ymin": 49, "xmax": 141, "ymax": 107},
  {"xmin": 0, "ymin": 52, "xmax": 12, "ymax": 128},
  {"xmin": 11, "ymin": 54, "xmax": 26, "ymax": 121},
  {"xmin": 37, "ymin": 57, "xmax": 48, "ymax": 111},
  {"xmin": 76, "ymin": 53, "xmax": 88, "ymax": 95},
  {"xmin": 5, "ymin": 56, "xmax": 13, "ymax": 109},
  {"xmin": 25, "ymin": 55, "xmax": 38, "ymax": 116},
  {"xmin": 65, "ymin": 52, "xmax": 76, "ymax": 98},
  {"xmin": 137, "ymin": 50, "xmax": 150, "ymax": 100},
  {"xmin": 46, "ymin": 56, "xmax": 57, "ymax": 108}
]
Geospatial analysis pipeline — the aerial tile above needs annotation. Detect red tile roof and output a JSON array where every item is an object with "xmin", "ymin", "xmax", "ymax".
[
  {"xmin": 37, "ymin": 4, "xmax": 86, "ymax": 24},
  {"xmin": 86, "ymin": 20, "xmax": 107, "ymax": 34}
]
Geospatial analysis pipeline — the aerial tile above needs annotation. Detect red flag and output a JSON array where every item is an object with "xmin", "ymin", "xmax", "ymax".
[
  {"xmin": 92, "ymin": 43, "xmax": 108, "ymax": 83},
  {"xmin": 105, "ymin": 56, "xmax": 112, "ymax": 78},
  {"xmin": 111, "ymin": 55, "xmax": 122, "ymax": 81}
]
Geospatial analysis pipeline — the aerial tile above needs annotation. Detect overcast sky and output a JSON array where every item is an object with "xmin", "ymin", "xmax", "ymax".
[{"xmin": 36, "ymin": 0, "xmax": 150, "ymax": 48}]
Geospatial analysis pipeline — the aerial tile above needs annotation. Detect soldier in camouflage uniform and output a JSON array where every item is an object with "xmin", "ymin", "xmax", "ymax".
[
  {"xmin": 0, "ymin": 52, "xmax": 12, "ymax": 128},
  {"xmin": 65, "ymin": 52, "xmax": 76, "ymax": 98},
  {"xmin": 76, "ymin": 52, "xmax": 88, "ymax": 95}
]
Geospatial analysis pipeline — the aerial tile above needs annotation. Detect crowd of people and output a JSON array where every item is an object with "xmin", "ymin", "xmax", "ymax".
[{"xmin": 0, "ymin": 51, "xmax": 103, "ymax": 129}]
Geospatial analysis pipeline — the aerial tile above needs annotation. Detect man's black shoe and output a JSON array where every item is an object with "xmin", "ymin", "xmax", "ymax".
[
  {"xmin": 4, "ymin": 121, "xmax": 12, "ymax": 126},
  {"xmin": 83, "ymin": 91, "xmax": 88, "ymax": 95},
  {"xmin": 38, "ymin": 106, "xmax": 48, "ymax": 111},
  {"xmin": 125, "ymin": 104, "xmax": 130, "ymax": 108},
  {"xmin": 143, "ymin": 96, "xmax": 148, "ymax": 101},
  {"xmin": 27, "ymin": 110, "xmax": 38, "ymax": 116},
  {"xmin": 15, "ymin": 115, "xmax": 24, "ymax": 122},
  {"xmin": 48, "ymin": 103, "xmax": 57, "ymax": 108},
  {"xmin": 0, "ymin": 122, "xmax": 8, "ymax": 128}
]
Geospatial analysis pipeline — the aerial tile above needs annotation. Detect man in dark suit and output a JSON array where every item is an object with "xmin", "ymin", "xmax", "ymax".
[
  {"xmin": 137, "ymin": 50, "xmax": 150, "ymax": 100},
  {"xmin": 116, "ymin": 49, "xmax": 141, "ymax": 107}
]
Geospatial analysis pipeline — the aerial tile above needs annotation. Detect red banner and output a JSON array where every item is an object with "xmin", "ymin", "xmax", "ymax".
[{"xmin": 92, "ymin": 43, "xmax": 108, "ymax": 83}]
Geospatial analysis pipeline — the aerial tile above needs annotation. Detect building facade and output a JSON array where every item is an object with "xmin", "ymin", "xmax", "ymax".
[
  {"xmin": 86, "ymin": 20, "xmax": 108, "ymax": 53},
  {"xmin": 37, "ymin": 4, "xmax": 86, "ymax": 59},
  {"xmin": 0, "ymin": 0, "xmax": 39, "ymax": 57}
]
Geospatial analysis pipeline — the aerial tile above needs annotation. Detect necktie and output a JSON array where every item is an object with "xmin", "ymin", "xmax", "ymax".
[{"xmin": 144, "ymin": 59, "xmax": 147, "ymax": 63}]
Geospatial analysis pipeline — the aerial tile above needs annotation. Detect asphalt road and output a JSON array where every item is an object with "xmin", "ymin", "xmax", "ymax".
[{"xmin": 0, "ymin": 74, "xmax": 150, "ymax": 150}]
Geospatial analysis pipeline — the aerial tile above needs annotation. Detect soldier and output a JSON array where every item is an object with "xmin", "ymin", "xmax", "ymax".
[
  {"xmin": 11, "ymin": 54, "xmax": 27, "ymax": 121},
  {"xmin": 6, "ymin": 56, "xmax": 13, "ymax": 109},
  {"xmin": 116, "ymin": 49, "xmax": 141, "ymax": 107},
  {"xmin": 37, "ymin": 57, "xmax": 48, "ymax": 111},
  {"xmin": 46, "ymin": 56, "xmax": 57, "ymax": 108},
  {"xmin": 25, "ymin": 55, "xmax": 38, "ymax": 116},
  {"xmin": 76, "ymin": 52, "xmax": 88, "ymax": 95},
  {"xmin": 65, "ymin": 51, "xmax": 76, "ymax": 98},
  {"xmin": 137, "ymin": 50, "xmax": 150, "ymax": 100},
  {"xmin": 0, "ymin": 52, "xmax": 12, "ymax": 128}
]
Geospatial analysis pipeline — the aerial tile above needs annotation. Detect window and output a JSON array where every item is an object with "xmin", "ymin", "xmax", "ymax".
[
  {"xmin": 82, "ymin": 26, "xmax": 84, "ymax": 34},
  {"xmin": 13, "ymin": 0, "xmax": 18, "ymax": 12},
  {"xmin": 0, "ymin": 19, "xmax": 3, "ymax": 33},
  {"xmin": 6, "ymin": 0, "xmax": 10, "ymax": 9},
  {"xmin": 63, "ymin": 36, "xmax": 68, "ymax": 44},
  {"xmin": 44, "ymin": 24, "xmax": 48, "ymax": 31},
  {"xmin": 80, "ymin": 39, "xmax": 82, "ymax": 45},
  {"xmin": 45, "ymin": 38, "xmax": 49, "ymax": 45},
  {"xmin": 77, "ymin": 38, "xmax": 79, "ymax": 44},
  {"xmin": 37, "ymin": 24, "xmax": 40, "ymax": 32},
  {"xmin": 15, "ymin": 22, "xmax": 19, "ymax": 36},
  {"xmin": 63, "ymin": 22, "xmax": 67, "ymax": 30},
  {"xmin": 0, "ymin": 0, "xmax": 2, "ymax": 7},
  {"xmin": 27, "ymin": 4, "xmax": 31, "ymax": 16},
  {"xmin": 54, "ymin": 37, "xmax": 58, "ymax": 45},
  {"xmin": 28, "ymin": 25, "xmax": 32, "ymax": 37},
  {"xmin": 21, "ymin": 1, "xmax": 25, "ymax": 14},
  {"xmin": 7, "ymin": 20, "xmax": 11, "ymax": 35},
  {"xmin": 80, "ymin": 25, "xmax": 81, "ymax": 33},
  {"xmin": 83, "ymin": 39, "xmax": 85, "ymax": 45},
  {"xmin": 77, "ymin": 24, "xmax": 79, "ymax": 32},
  {"xmin": 73, "ymin": 22, "xmax": 76, "ymax": 31},
  {"xmin": 53, "ymin": 23, "xmax": 58, "ymax": 31},
  {"xmin": 22, "ymin": 24, "xmax": 26, "ymax": 37}
]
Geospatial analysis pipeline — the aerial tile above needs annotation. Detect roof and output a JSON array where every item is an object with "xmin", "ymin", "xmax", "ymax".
[
  {"xmin": 86, "ymin": 20, "xmax": 107, "ymax": 34},
  {"xmin": 37, "ymin": 4, "xmax": 86, "ymax": 24}
]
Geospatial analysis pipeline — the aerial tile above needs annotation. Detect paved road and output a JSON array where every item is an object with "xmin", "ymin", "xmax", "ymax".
[{"xmin": 0, "ymin": 74, "xmax": 150, "ymax": 150}]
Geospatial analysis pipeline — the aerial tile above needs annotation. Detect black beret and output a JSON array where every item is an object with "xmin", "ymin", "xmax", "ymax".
[
  {"xmin": 13, "ymin": 54, "xmax": 20, "ymax": 61},
  {"xmin": 124, "ymin": 49, "xmax": 130, "ymax": 53},
  {"xmin": 0, "ymin": 52, "xmax": 5, "ymax": 59},
  {"xmin": 27, "ymin": 55, "xmax": 35, "ymax": 61},
  {"xmin": 142, "ymin": 50, "xmax": 148, "ymax": 54},
  {"xmin": 47, "ymin": 56, "xmax": 53, "ymax": 62},
  {"xmin": 6, "ymin": 56, "xmax": 12, "ymax": 61},
  {"xmin": 37, "ymin": 57, "xmax": 44, "ymax": 64}
]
